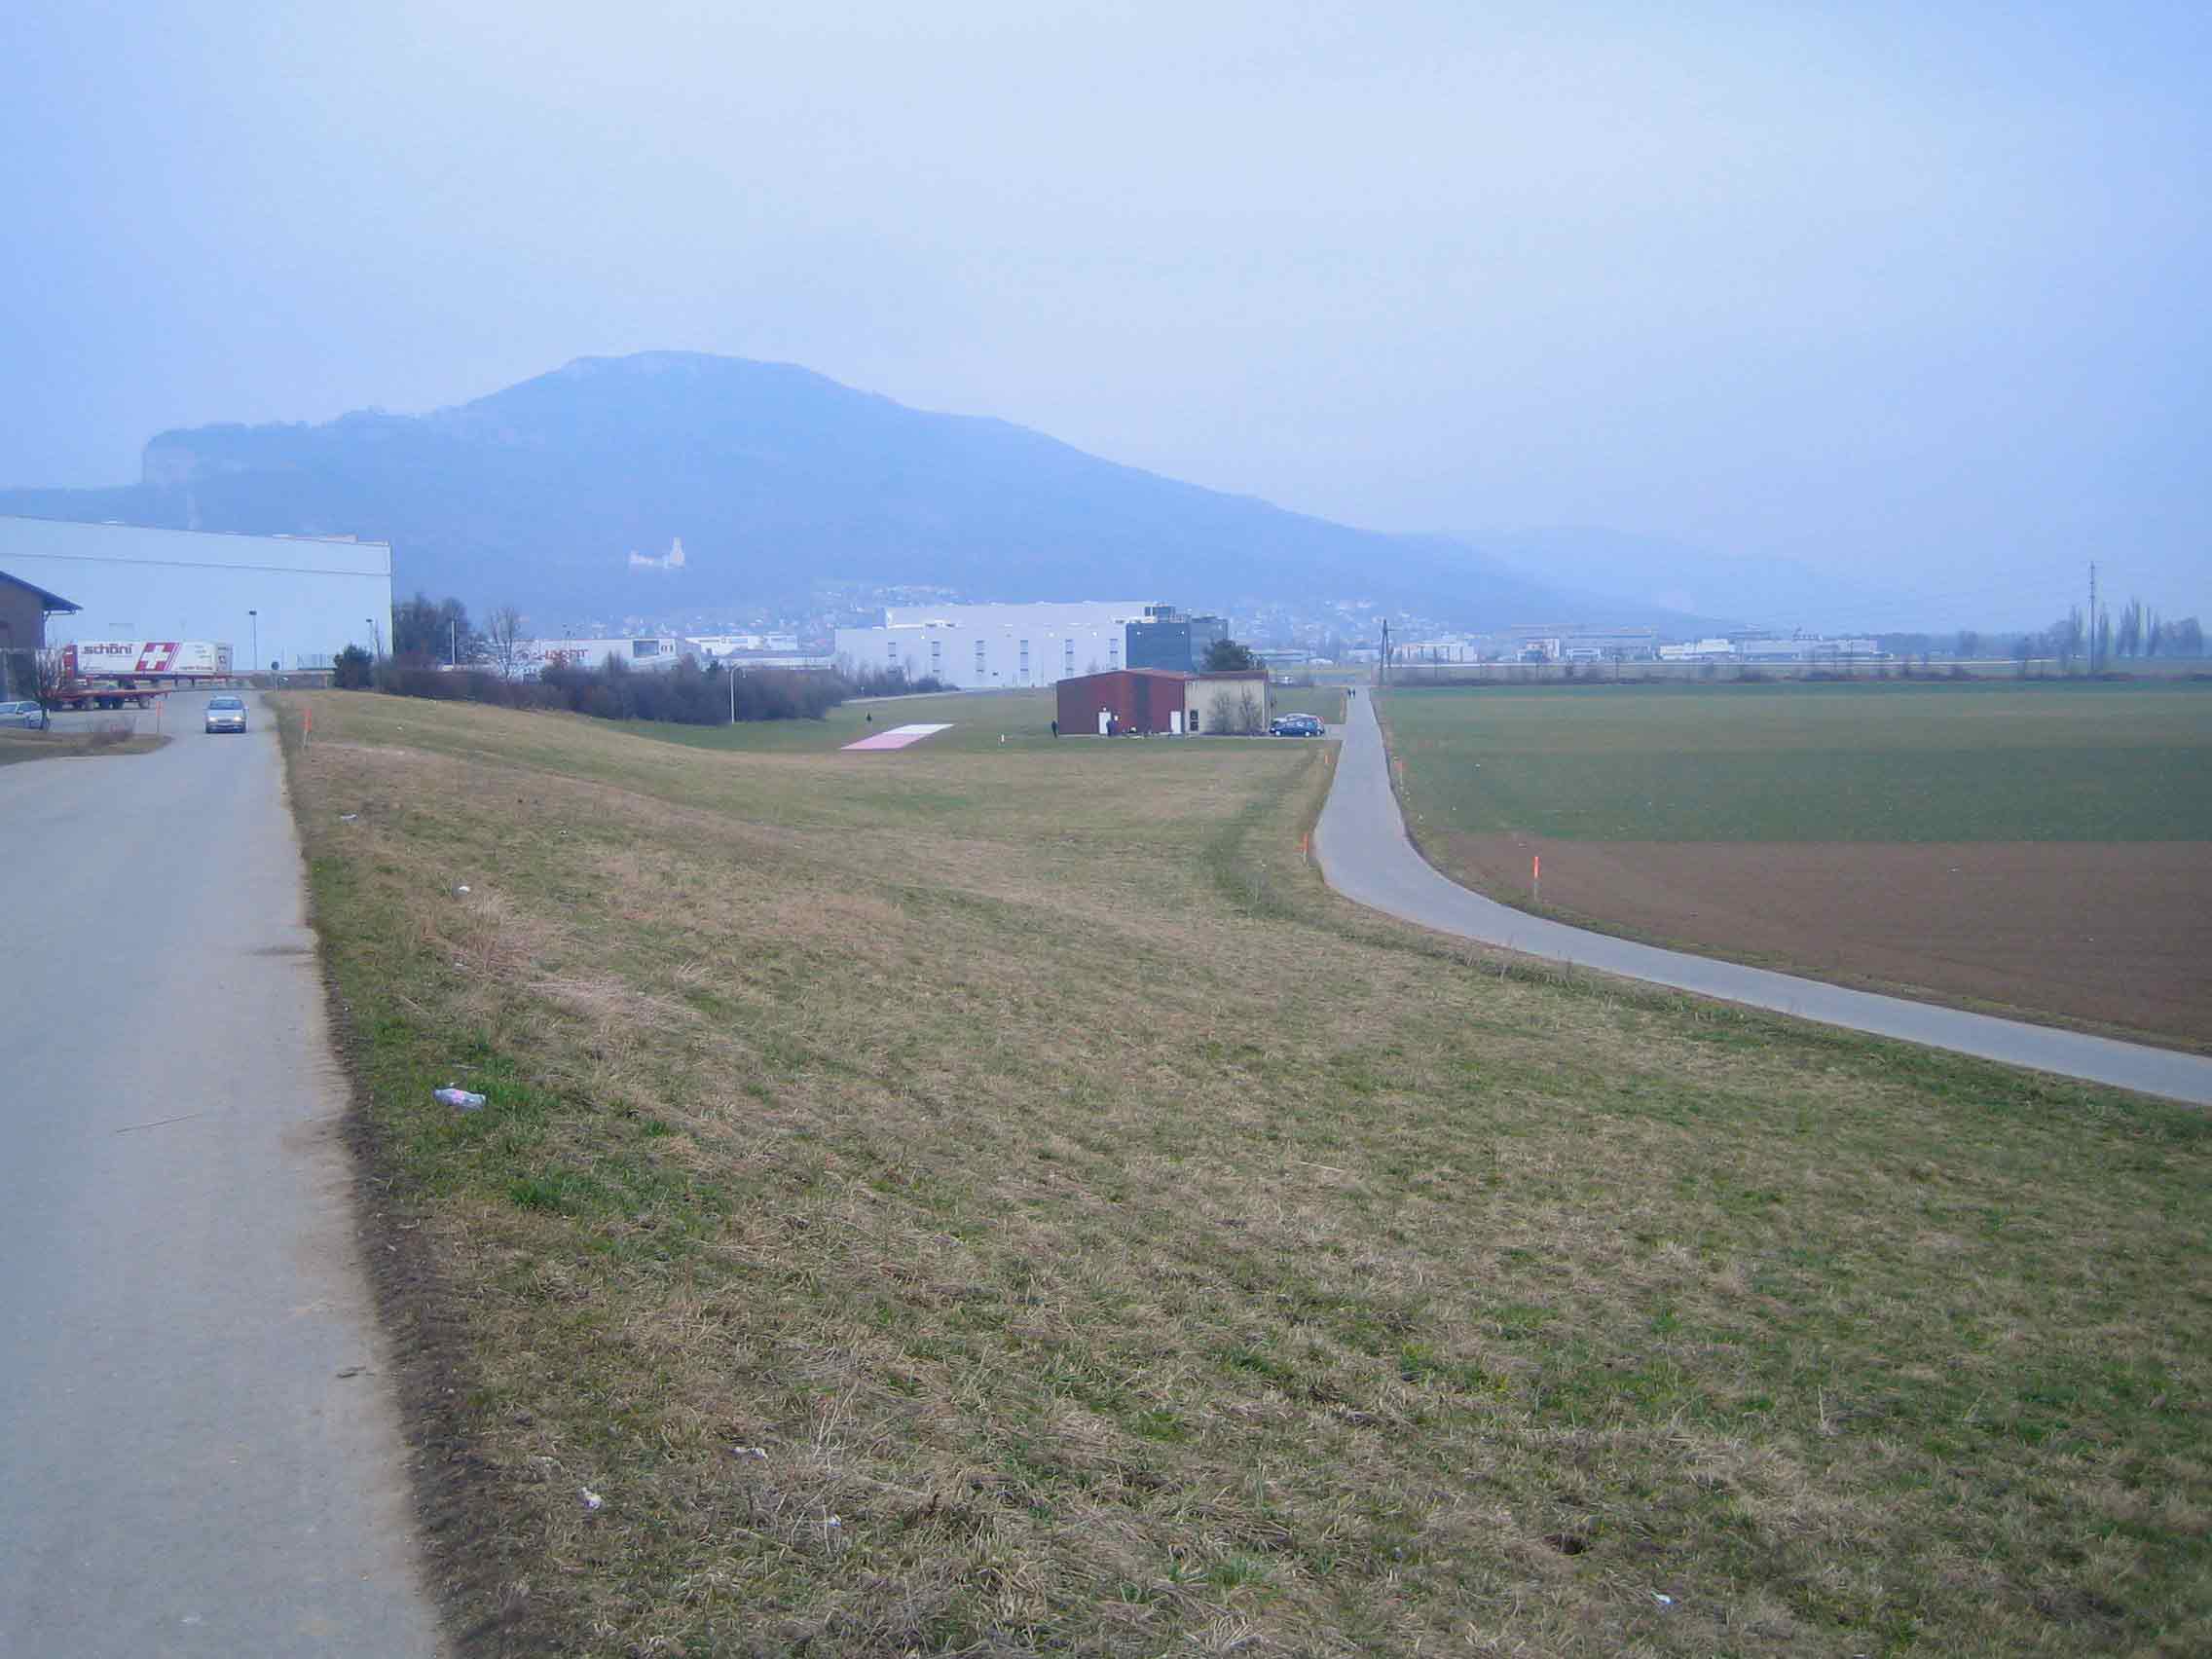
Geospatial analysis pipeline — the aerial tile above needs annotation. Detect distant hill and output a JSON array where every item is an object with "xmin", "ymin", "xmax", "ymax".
[
  {"xmin": 1463, "ymin": 525, "xmax": 1905, "ymax": 634},
  {"xmin": 0, "ymin": 351, "xmax": 1696, "ymax": 631}
]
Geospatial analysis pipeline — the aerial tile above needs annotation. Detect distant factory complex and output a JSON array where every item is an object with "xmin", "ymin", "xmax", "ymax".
[{"xmin": 834, "ymin": 602, "xmax": 1229, "ymax": 688}]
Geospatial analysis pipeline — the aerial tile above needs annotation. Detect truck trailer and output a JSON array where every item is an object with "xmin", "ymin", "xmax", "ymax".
[{"xmin": 48, "ymin": 641, "xmax": 235, "ymax": 710}]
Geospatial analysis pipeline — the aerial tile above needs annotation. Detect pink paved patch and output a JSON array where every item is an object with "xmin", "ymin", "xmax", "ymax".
[{"xmin": 842, "ymin": 722, "xmax": 954, "ymax": 751}]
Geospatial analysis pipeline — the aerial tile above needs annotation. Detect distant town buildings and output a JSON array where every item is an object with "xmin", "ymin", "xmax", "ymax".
[{"xmin": 1374, "ymin": 624, "xmax": 1889, "ymax": 670}]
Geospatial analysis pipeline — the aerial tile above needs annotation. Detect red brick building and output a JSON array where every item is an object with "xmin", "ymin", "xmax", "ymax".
[
  {"xmin": 1055, "ymin": 667, "xmax": 1273, "ymax": 736},
  {"xmin": 1055, "ymin": 668, "xmax": 1191, "ymax": 736}
]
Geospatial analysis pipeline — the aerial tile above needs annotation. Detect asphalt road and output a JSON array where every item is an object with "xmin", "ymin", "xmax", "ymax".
[
  {"xmin": 1314, "ymin": 690, "xmax": 2212, "ymax": 1107},
  {"xmin": 0, "ymin": 690, "xmax": 442, "ymax": 1656}
]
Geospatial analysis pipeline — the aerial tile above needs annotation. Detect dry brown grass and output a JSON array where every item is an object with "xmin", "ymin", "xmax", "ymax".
[
  {"xmin": 281, "ymin": 691, "xmax": 2212, "ymax": 1657},
  {"xmin": 0, "ymin": 723, "xmax": 167, "ymax": 764}
]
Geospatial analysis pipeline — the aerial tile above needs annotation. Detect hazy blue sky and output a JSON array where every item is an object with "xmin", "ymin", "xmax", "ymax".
[{"xmin": 4, "ymin": 1, "xmax": 2205, "ymax": 625}]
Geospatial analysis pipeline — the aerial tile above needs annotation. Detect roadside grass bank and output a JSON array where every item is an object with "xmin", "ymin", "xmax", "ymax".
[
  {"xmin": 1377, "ymin": 682, "xmax": 2212, "ymax": 1049},
  {"xmin": 278, "ymin": 690, "xmax": 2211, "ymax": 1656}
]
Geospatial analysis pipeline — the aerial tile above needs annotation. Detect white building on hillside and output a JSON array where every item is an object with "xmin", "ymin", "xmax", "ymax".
[{"xmin": 834, "ymin": 600, "xmax": 1156, "ymax": 688}]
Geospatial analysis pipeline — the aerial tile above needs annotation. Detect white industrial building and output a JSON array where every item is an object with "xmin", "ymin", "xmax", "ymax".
[
  {"xmin": 1402, "ymin": 638, "xmax": 1484, "ymax": 664},
  {"xmin": 1658, "ymin": 634, "xmax": 1884, "ymax": 663},
  {"xmin": 0, "ymin": 516, "xmax": 393, "ymax": 672},
  {"xmin": 513, "ymin": 636, "xmax": 688, "ymax": 678},
  {"xmin": 834, "ymin": 600, "xmax": 1156, "ymax": 689},
  {"xmin": 688, "ymin": 632, "xmax": 800, "ymax": 653}
]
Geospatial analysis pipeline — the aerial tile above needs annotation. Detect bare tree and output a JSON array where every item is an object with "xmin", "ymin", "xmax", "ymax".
[
  {"xmin": 1207, "ymin": 687, "xmax": 1264, "ymax": 734},
  {"xmin": 34, "ymin": 646, "xmax": 72, "ymax": 710},
  {"xmin": 2115, "ymin": 599, "xmax": 2142, "ymax": 659},
  {"xmin": 486, "ymin": 606, "xmax": 526, "ymax": 680},
  {"xmin": 2058, "ymin": 605, "xmax": 2084, "ymax": 673}
]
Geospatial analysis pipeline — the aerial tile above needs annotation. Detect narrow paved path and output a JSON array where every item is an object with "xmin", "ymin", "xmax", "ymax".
[
  {"xmin": 1313, "ymin": 691, "xmax": 2212, "ymax": 1106},
  {"xmin": 0, "ymin": 692, "xmax": 442, "ymax": 1656}
]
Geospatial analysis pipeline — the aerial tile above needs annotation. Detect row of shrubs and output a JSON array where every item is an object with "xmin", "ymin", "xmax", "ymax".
[{"xmin": 345, "ymin": 649, "xmax": 946, "ymax": 726}]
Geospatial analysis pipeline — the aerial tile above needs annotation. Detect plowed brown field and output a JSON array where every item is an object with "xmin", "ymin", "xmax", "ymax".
[{"xmin": 1436, "ymin": 831, "xmax": 2212, "ymax": 1047}]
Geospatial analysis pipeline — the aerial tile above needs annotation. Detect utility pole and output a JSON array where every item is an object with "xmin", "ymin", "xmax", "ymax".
[
  {"xmin": 2087, "ymin": 560, "xmax": 2098, "ymax": 676},
  {"xmin": 451, "ymin": 616, "xmax": 458, "ymax": 668},
  {"xmin": 1378, "ymin": 618, "xmax": 1390, "ymax": 687}
]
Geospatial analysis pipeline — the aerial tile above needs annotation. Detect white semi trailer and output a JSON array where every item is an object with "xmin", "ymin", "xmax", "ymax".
[{"xmin": 48, "ymin": 641, "xmax": 235, "ymax": 710}]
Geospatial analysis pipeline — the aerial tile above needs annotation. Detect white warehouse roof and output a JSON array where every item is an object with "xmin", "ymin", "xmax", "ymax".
[{"xmin": 0, "ymin": 516, "xmax": 394, "ymax": 672}]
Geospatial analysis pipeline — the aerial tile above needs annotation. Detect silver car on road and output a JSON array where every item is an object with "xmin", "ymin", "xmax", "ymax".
[{"xmin": 204, "ymin": 694, "xmax": 248, "ymax": 734}]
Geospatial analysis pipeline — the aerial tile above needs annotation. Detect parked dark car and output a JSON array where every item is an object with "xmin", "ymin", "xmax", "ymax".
[{"xmin": 1270, "ymin": 713, "xmax": 1324, "ymax": 737}]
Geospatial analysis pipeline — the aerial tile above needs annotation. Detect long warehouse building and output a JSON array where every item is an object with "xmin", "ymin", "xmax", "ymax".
[
  {"xmin": 0, "ymin": 515, "xmax": 394, "ymax": 673},
  {"xmin": 833, "ymin": 601, "xmax": 1229, "ymax": 689}
]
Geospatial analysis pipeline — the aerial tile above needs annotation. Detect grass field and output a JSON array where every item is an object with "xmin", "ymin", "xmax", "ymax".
[
  {"xmin": 1382, "ymin": 682, "xmax": 2212, "ymax": 1046},
  {"xmin": 280, "ymin": 689, "xmax": 2211, "ymax": 1656},
  {"xmin": 637, "ymin": 688, "xmax": 1062, "ymax": 756},
  {"xmin": 1264, "ymin": 684, "xmax": 1348, "ymax": 724},
  {"xmin": 1379, "ymin": 681, "xmax": 2212, "ymax": 844}
]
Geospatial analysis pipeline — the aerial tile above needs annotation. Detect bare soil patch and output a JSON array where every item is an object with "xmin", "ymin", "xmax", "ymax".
[{"xmin": 1437, "ymin": 832, "xmax": 2212, "ymax": 1046}]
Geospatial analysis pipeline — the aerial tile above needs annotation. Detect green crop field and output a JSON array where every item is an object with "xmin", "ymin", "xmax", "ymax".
[{"xmin": 1380, "ymin": 681, "xmax": 2212, "ymax": 843}]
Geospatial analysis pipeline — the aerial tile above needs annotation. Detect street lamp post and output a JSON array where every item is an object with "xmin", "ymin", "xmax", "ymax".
[
  {"xmin": 728, "ymin": 661, "xmax": 737, "ymax": 724},
  {"xmin": 367, "ymin": 617, "xmax": 382, "ymax": 657},
  {"xmin": 248, "ymin": 609, "xmax": 258, "ymax": 680}
]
